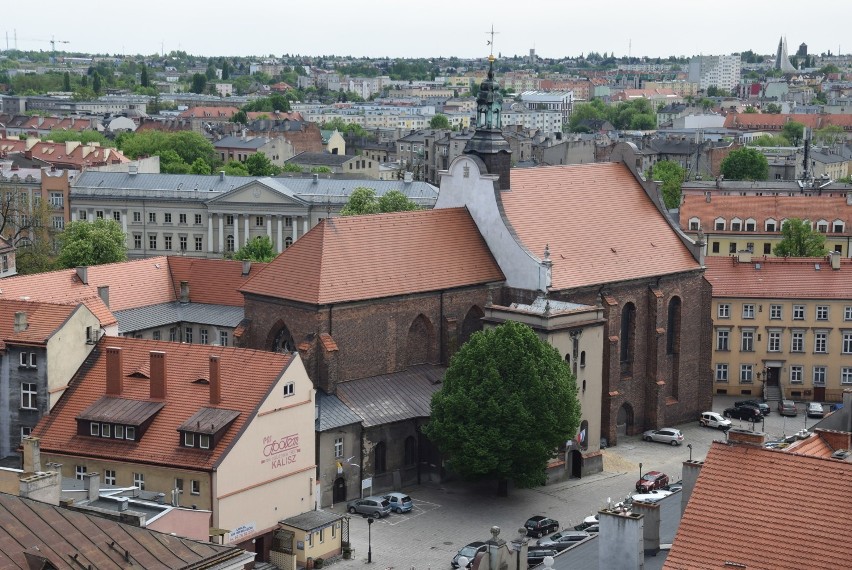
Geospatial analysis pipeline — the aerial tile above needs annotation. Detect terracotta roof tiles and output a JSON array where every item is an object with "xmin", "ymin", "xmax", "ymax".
[
  {"xmin": 0, "ymin": 300, "xmax": 77, "ymax": 346},
  {"xmin": 240, "ymin": 208, "xmax": 504, "ymax": 304},
  {"xmin": 680, "ymin": 194, "xmax": 852, "ymax": 232},
  {"xmin": 705, "ymin": 255, "xmax": 852, "ymax": 299},
  {"xmin": 665, "ymin": 441, "xmax": 852, "ymax": 569},
  {"xmin": 166, "ymin": 257, "xmax": 267, "ymax": 306},
  {"xmin": 31, "ymin": 336, "xmax": 294, "ymax": 471},
  {"xmin": 501, "ymin": 163, "xmax": 701, "ymax": 290}
]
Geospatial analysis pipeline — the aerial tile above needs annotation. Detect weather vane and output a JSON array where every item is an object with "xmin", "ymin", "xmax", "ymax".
[{"xmin": 486, "ymin": 24, "xmax": 498, "ymax": 61}]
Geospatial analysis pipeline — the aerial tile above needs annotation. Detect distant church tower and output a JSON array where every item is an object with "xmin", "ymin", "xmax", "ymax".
[
  {"xmin": 775, "ymin": 37, "xmax": 797, "ymax": 73},
  {"xmin": 464, "ymin": 54, "xmax": 512, "ymax": 190}
]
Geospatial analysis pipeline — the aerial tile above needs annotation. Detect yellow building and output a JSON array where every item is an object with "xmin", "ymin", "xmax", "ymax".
[
  {"xmin": 32, "ymin": 336, "xmax": 316, "ymax": 563},
  {"xmin": 707, "ymin": 253, "xmax": 852, "ymax": 403}
]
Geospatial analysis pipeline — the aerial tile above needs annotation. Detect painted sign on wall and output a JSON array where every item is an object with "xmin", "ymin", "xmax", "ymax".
[
  {"xmin": 262, "ymin": 432, "xmax": 301, "ymax": 469},
  {"xmin": 229, "ymin": 522, "xmax": 256, "ymax": 543}
]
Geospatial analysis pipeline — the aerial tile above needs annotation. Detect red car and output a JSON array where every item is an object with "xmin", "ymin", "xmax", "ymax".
[{"xmin": 635, "ymin": 471, "xmax": 669, "ymax": 492}]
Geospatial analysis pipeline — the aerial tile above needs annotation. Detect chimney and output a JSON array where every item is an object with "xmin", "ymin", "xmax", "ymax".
[
  {"xmin": 241, "ymin": 260, "xmax": 251, "ymax": 276},
  {"xmin": 118, "ymin": 497, "xmax": 129, "ymax": 511},
  {"xmin": 128, "ymin": 164, "xmax": 138, "ymax": 176},
  {"xmin": 312, "ymin": 173, "xmax": 319, "ymax": 184},
  {"xmin": 155, "ymin": 492, "xmax": 166, "ymax": 504},
  {"xmin": 179, "ymin": 281, "xmax": 189, "ymax": 303},
  {"xmin": 830, "ymin": 251, "xmax": 841, "ymax": 270},
  {"xmin": 219, "ymin": 170, "xmax": 225, "ymax": 181},
  {"xmin": 21, "ymin": 436, "xmax": 42, "ymax": 473},
  {"xmin": 149, "ymin": 351, "xmax": 167, "ymax": 400},
  {"xmin": 737, "ymin": 250, "xmax": 752, "ymax": 263},
  {"xmin": 76, "ymin": 266, "xmax": 88, "ymax": 285},
  {"xmin": 631, "ymin": 500, "xmax": 661, "ymax": 555},
  {"xmin": 13, "ymin": 311, "xmax": 27, "ymax": 333},
  {"xmin": 84, "ymin": 472, "xmax": 101, "ymax": 501},
  {"xmin": 97, "ymin": 285, "xmax": 110, "ymax": 307},
  {"xmin": 209, "ymin": 355, "xmax": 221, "ymax": 405},
  {"xmin": 105, "ymin": 346, "xmax": 124, "ymax": 396},
  {"xmin": 705, "ymin": 191, "xmax": 711, "ymax": 203},
  {"xmin": 404, "ymin": 171, "xmax": 413, "ymax": 183},
  {"xmin": 598, "ymin": 509, "xmax": 644, "ymax": 570},
  {"xmin": 680, "ymin": 459, "xmax": 704, "ymax": 516},
  {"xmin": 726, "ymin": 427, "xmax": 766, "ymax": 446}
]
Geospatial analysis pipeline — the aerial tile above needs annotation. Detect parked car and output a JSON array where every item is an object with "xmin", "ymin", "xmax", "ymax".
[
  {"xmin": 636, "ymin": 471, "xmax": 669, "ymax": 492},
  {"xmin": 383, "ymin": 492, "xmax": 413, "ymax": 513},
  {"xmin": 664, "ymin": 479, "xmax": 683, "ymax": 492},
  {"xmin": 346, "ymin": 496, "xmax": 391, "ymax": 518},
  {"xmin": 524, "ymin": 516, "xmax": 560, "ymax": 538},
  {"xmin": 735, "ymin": 399, "xmax": 771, "ymax": 415},
  {"xmin": 807, "ymin": 402, "xmax": 825, "ymax": 418},
  {"xmin": 630, "ymin": 489, "xmax": 674, "ymax": 503},
  {"xmin": 573, "ymin": 521, "xmax": 599, "ymax": 533},
  {"xmin": 642, "ymin": 428, "xmax": 684, "ymax": 446},
  {"xmin": 528, "ymin": 548, "xmax": 558, "ymax": 566},
  {"xmin": 537, "ymin": 530, "xmax": 590, "ymax": 550},
  {"xmin": 778, "ymin": 400, "xmax": 798, "ymax": 417},
  {"xmin": 700, "ymin": 411, "xmax": 732, "ymax": 430},
  {"xmin": 451, "ymin": 541, "xmax": 487, "ymax": 568},
  {"xmin": 723, "ymin": 405, "xmax": 762, "ymax": 421}
]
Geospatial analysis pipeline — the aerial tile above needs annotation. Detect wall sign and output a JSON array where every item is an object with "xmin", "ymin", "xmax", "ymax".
[
  {"xmin": 229, "ymin": 522, "xmax": 256, "ymax": 543},
  {"xmin": 262, "ymin": 432, "xmax": 301, "ymax": 469}
]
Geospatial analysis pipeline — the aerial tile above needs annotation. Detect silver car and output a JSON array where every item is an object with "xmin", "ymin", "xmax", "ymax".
[
  {"xmin": 346, "ymin": 496, "xmax": 391, "ymax": 518},
  {"xmin": 642, "ymin": 428, "xmax": 684, "ymax": 446},
  {"xmin": 807, "ymin": 402, "xmax": 824, "ymax": 418}
]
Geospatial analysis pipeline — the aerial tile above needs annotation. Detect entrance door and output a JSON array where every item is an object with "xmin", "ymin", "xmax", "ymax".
[
  {"xmin": 333, "ymin": 477, "xmax": 346, "ymax": 504},
  {"xmin": 766, "ymin": 367, "xmax": 780, "ymax": 386},
  {"xmin": 814, "ymin": 386, "xmax": 825, "ymax": 401},
  {"xmin": 569, "ymin": 450, "xmax": 582, "ymax": 478}
]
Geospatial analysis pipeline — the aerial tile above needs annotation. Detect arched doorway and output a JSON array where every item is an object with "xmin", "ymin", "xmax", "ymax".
[
  {"xmin": 616, "ymin": 402, "xmax": 634, "ymax": 437},
  {"xmin": 333, "ymin": 477, "xmax": 346, "ymax": 504},
  {"xmin": 406, "ymin": 314, "xmax": 434, "ymax": 366},
  {"xmin": 271, "ymin": 324, "xmax": 295, "ymax": 353},
  {"xmin": 459, "ymin": 305, "xmax": 485, "ymax": 347},
  {"xmin": 569, "ymin": 450, "xmax": 582, "ymax": 478}
]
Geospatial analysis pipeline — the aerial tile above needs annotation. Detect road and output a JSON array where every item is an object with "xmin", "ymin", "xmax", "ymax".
[{"xmin": 326, "ymin": 396, "xmax": 815, "ymax": 569}]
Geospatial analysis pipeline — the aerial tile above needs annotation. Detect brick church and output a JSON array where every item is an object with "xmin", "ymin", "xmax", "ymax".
[{"xmin": 238, "ymin": 57, "xmax": 712, "ymax": 506}]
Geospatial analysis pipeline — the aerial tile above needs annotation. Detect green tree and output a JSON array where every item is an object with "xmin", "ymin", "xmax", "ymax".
[
  {"xmin": 231, "ymin": 110, "xmax": 248, "ymax": 124},
  {"xmin": 750, "ymin": 134, "xmax": 791, "ymax": 147},
  {"xmin": 62, "ymin": 72, "xmax": 71, "ymax": 92},
  {"xmin": 814, "ymin": 125, "xmax": 844, "ymax": 146},
  {"xmin": 781, "ymin": 121, "xmax": 805, "ymax": 145},
  {"xmin": 42, "ymin": 130, "xmax": 114, "ymax": 147},
  {"xmin": 764, "ymin": 103, "xmax": 781, "ymax": 114},
  {"xmin": 15, "ymin": 240, "xmax": 56, "ymax": 275},
  {"xmin": 221, "ymin": 60, "xmax": 231, "ymax": 80},
  {"xmin": 190, "ymin": 73, "xmax": 207, "ymax": 94},
  {"xmin": 56, "ymin": 218, "xmax": 127, "ymax": 268},
  {"xmin": 429, "ymin": 114, "xmax": 450, "ymax": 129},
  {"xmin": 340, "ymin": 187, "xmax": 380, "ymax": 216},
  {"xmin": 720, "ymin": 147, "xmax": 769, "ymax": 180},
  {"xmin": 282, "ymin": 163, "xmax": 303, "ymax": 173},
  {"xmin": 310, "ymin": 166, "xmax": 332, "ymax": 174},
  {"xmin": 117, "ymin": 130, "xmax": 216, "ymax": 170},
  {"xmin": 378, "ymin": 190, "xmax": 419, "ymax": 213},
  {"xmin": 245, "ymin": 152, "xmax": 280, "ymax": 176},
  {"xmin": 744, "ymin": 106, "xmax": 758, "ymax": 114},
  {"xmin": 222, "ymin": 160, "xmax": 249, "ymax": 175},
  {"xmin": 773, "ymin": 218, "xmax": 828, "ymax": 257},
  {"xmin": 424, "ymin": 321, "xmax": 580, "ymax": 494},
  {"xmin": 140, "ymin": 64, "xmax": 149, "ymax": 88},
  {"xmin": 646, "ymin": 160, "xmax": 686, "ymax": 209},
  {"xmin": 92, "ymin": 72, "xmax": 102, "ymax": 95},
  {"xmin": 234, "ymin": 235, "xmax": 276, "ymax": 262},
  {"xmin": 190, "ymin": 158, "xmax": 212, "ymax": 175}
]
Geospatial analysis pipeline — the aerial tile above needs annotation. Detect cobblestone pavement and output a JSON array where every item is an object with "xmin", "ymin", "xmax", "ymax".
[{"xmin": 322, "ymin": 395, "xmax": 813, "ymax": 569}]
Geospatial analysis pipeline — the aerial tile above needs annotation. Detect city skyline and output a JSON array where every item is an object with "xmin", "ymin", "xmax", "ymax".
[{"xmin": 3, "ymin": 1, "xmax": 846, "ymax": 61}]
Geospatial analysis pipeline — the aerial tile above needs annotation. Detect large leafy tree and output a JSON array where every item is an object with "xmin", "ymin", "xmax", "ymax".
[
  {"xmin": 647, "ymin": 160, "xmax": 686, "ymax": 209},
  {"xmin": 56, "ymin": 219, "xmax": 127, "ymax": 268},
  {"xmin": 234, "ymin": 235, "xmax": 276, "ymax": 262},
  {"xmin": 429, "ymin": 114, "xmax": 450, "ymax": 129},
  {"xmin": 424, "ymin": 321, "xmax": 580, "ymax": 495},
  {"xmin": 378, "ymin": 190, "xmax": 419, "ymax": 213},
  {"xmin": 340, "ymin": 188, "xmax": 419, "ymax": 216},
  {"xmin": 720, "ymin": 147, "xmax": 769, "ymax": 181},
  {"xmin": 245, "ymin": 152, "xmax": 280, "ymax": 176},
  {"xmin": 781, "ymin": 121, "xmax": 805, "ymax": 146},
  {"xmin": 117, "ymin": 130, "xmax": 216, "ymax": 172},
  {"xmin": 773, "ymin": 218, "xmax": 828, "ymax": 257}
]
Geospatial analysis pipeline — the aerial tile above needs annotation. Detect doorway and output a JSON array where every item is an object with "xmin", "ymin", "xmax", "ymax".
[
  {"xmin": 765, "ymin": 367, "xmax": 780, "ymax": 386},
  {"xmin": 333, "ymin": 477, "xmax": 346, "ymax": 504},
  {"xmin": 616, "ymin": 402, "xmax": 634, "ymax": 437},
  {"xmin": 569, "ymin": 450, "xmax": 582, "ymax": 478}
]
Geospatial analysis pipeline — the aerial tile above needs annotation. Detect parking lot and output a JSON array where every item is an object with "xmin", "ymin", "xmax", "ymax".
[{"xmin": 327, "ymin": 395, "xmax": 823, "ymax": 569}]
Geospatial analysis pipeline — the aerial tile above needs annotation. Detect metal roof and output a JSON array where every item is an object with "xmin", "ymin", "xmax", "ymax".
[
  {"xmin": 274, "ymin": 177, "xmax": 438, "ymax": 205},
  {"xmin": 77, "ymin": 396, "xmax": 165, "ymax": 425},
  {"xmin": 286, "ymin": 152, "xmax": 353, "ymax": 167},
  {"xmin": 316, "ymin": 390, "xmax": 361, "ymax": 432},
  {"xmin": 281, "ymin": 509, "xmax": 344, "ymax": 531},
  {"xmin": 178, "ymin": 406, "xmax": 241, "ymax": 435},
  {"xmin": 113, "ymin": 302, "xmax": 245, "ymax": 334},
  {"xmin": 213, "ymin": 135, "xmax": 270, "ymax": 149}
]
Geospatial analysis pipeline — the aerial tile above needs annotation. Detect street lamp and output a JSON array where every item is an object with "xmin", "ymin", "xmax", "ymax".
[
  {"xmin": 367, "ymin": 517, "xmax": 374, "ymax": 564},
  {"xmin": 687, "ymin": 444, "xmax": 693, "ymax": 461},
  {"xmin": 639, "ymin": 462, "xmax": 643, "ymax": 482}
]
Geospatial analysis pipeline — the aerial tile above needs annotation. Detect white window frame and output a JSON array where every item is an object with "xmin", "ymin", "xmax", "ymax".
[
  {"xmin": 716, "ymin": 329, "xmax": 730, "ymax": 351},
  {"xmin": 742, "ymin": 304, "xmax": 755, "ymax": 319},
  {"xmin": 769, "ymin": 304, "xmax": 782, "ymax": 320},
  {"xmin": 717, "ymin": 304, "xmax": 730, "ymax": 318},
  {"xmin": 75, "ymin": 465, "xmax": 86, "ymax": 480},
  {"xmin": 102, "ymin": 423, "xmax": 111, "ymax": 438},
  {"xmin": 283, "ymin": 381, "xmax": 295, "ymax": 397},
  {"xmin": 715, "ymin": 363, "xmax": 728, "ymax": 382},
  {"xmin": 741, "ymin": 330, "xmax": 754, "ymax": 352},
  {"xmin": 219, "ymin": 331, "xmax": 229, "ymax": 346},
  {"xmin": 104, "ymin": 469, "xmax": 116, "ymax": 485},
  {"xmin": 816, "ymin": 305, "xmax": 829, "ymax": 321},
  {"xmin": 842, "ymin": 367, "xmax": 852, "ymax": 385},
  {"xmin": 740, "ymin": 364, "xmax": 753, "ymax": 384},
  {"xmin": 791, "ymin": 330, "xmax": 804, "ymax": 352},
  {"xmin": 115, "ymin": 425, "xmax": 124, "ymax": 439},
  {"xmin": 200, "ymin": 329, "xmax": 208, "ymax": 345},
  {"xmin": 845, "ymin": 306, "xmax": 852, "ymax": 321},
  {"xmin": 814, "ymin": 331, "xmax": 828, "ymax": 354},
  {"xmin": 90, "ymin": 422, "xmax": 100, "ymax": 436},
  {"xmin": 133, "ymin": 472, "xmax": 145, "ymax": 490},
  {"xmin": 199, "ymin": 434, "xmax": 211, "ymax": 449},
  {"xmin": 191, "ymin": 480, "xmax": 201, "ymax": 495},
  {"xmin": 790, "ymin": 365, "xmax": 803, "ymax": 384},
  {"xmin": 768, "ymin": 331, "xmax": 781, "ymax": 352},
  {"xmin": 334, "ymin": 437, "xmax": 344, "ymax": 458},
  {"xmin": 793, "ymin": 305, "xmax": 805, "ymax": 320},
  {"xmin": 844, "ymin": 332, "xmax": 852, "ymax": 354},
  {"xmin": 184, "ymin": 432, "xmax": 195, "ymax": 447},
  {"xmin": 714, "ymin": 217, "xmax": 726, "ymax": 231},
  {"xmin": 813, "ymin": 366, "xmax": 826, "ymax": 386},
  {"xmin": 126, "ymin": 426, "xmax": 136, "ymax": 440},
  {"xmin": 21, "ymin": 383, "xmax": 37, "ymax": 410}
]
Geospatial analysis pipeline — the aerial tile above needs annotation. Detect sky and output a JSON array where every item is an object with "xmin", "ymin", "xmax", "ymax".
[{"xmin": 3, "ymin": 1, "xmax": 847, "ymax": 61}]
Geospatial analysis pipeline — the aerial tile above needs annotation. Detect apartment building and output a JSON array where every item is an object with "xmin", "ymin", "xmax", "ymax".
[{"xmin": 687, "ymin": 55, "xmax": 742, "ymax": 92}]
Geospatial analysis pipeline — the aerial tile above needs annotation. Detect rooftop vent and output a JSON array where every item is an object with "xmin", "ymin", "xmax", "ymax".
[{"xmin": 831, "ymin": 449, "xmax": 851, "ymax": 460}]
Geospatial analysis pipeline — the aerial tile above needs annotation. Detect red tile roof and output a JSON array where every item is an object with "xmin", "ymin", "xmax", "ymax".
[
  {"xmin": 240, "ymin": 208, "xmax": 504, "ymax": 304},
  {"xmin": 0, "ymin": 300, "xmax": 77, "ymax": 347},
  {"xmin": 665, "ymin": 441, "xmax": 852, "ymax": 569},
  {"xmin": 501, "ymin": 163, "xmax": 701, "ymax": 290},
  {"xmin": 166, "ymin": 257, "xmax": 267, "ymax": 306},
  {"xmin": 705, "ymin": 255, "xmax": 852, "ymax": 299},
  {"xmin": 680, "ymin": 193, "xmax": 852, "ymax": 232},
  {"xmin": 31, "ymin": 336, "xmax": 294, "ymax": 470}
]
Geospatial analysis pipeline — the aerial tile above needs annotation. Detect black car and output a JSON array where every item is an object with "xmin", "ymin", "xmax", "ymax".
[
  {"xmin": 527, "ymin": 548, "xmax": 558, "ymax": 566},
  {"xmin": 451, "ymin": 541, "xmax": 487, "ymax": 568},
  {"xmin": 723, "ymin": 405, "xmax": 762, "ymax": 421},
  {"xmin": 735, "ymin": 399, "xmax": 770, "ymax": 415},
  {"xmin": 524, "ymin": 516, "xmax": 560, "ymax": 538},
  {"xmin": 537, "ymin": 530, "xmax": 591, "ymax": 551}
]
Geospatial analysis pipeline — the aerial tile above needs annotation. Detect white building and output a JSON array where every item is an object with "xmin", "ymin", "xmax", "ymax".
[
  {"xmin": 688, "ymin": 55, "xmax": 742, "ymax": 92},
  {"xmin": 519, "ymin": 91, "xmax": 574, "ymax": 127}
]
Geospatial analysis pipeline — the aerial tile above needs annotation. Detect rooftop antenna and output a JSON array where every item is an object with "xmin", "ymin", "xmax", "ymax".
[{"xmin": 486, "ymin": 24, "xmax": 498, "ymax": 59}]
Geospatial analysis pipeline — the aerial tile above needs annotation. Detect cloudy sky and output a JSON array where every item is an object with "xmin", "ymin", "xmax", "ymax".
[{"xmin": 3, "ymin": 1, "xmax": 845, "ymax": 60}]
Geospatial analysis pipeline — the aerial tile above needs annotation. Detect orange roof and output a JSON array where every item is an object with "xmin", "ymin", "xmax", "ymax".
[
  {"xmin": 665, "ymin": 441, "xmax": 852, "ymax": 569},
  {"xmin": 167, "ymin": 257, "xmax": 267, "ymax": 306},
  {"xmin": 705, "ymin": 255, "xmax": 852, "ymax": 299},
  {"xmin": 240, "ymin": 208, "xmax": 504, "ymax": 304},
  {"xmin": 501, "ymin": 163, "xmax": 701, "ymax": 290},
  {"xmin": 0, "ymin": 300, "xmax": 77, "ymax": 347},
  {"xmin": 681, "ymin": 194, "xmax": 852, "ymax": 231},
  {"xmin": 31, "ymin": 336, "xmax": 294, "ymax": 470}
]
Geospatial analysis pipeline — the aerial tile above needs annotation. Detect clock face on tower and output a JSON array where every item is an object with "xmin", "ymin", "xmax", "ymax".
[{"xmin": 252, "ymin": 188, "xmax": 262, "ymax": 198}]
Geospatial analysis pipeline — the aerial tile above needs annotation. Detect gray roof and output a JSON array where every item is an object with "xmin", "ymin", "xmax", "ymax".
[
  {"xmin": 73, "ymin": 170, "xmax": 255, "ymax": 194},
  {"xmin": 114, "ymin": 302, "xmax": 245, "ymax": 334},
  {"xmin": 286, "ymin": 152, "xmax": 353, "ymax": 167},
  {"xmin": 213, "ymin": 135, "xmax": 270, "ymax": 150},
  {"xmin": 273, "ymin": 176, "xmax": 438, "ymax": 206},
  {"xmin": 336, "ymin": 364, "xmax": 444, "ymax": 427},
  {"xmin": 281, "ymin": 509, "xmax": 344, "ymax": 531},
  {"xmin": 316, "ymin": 390, "xmax": 361, "ymax": 432},
  {"xmin": 510, "ymin": 297, "xmax": 593, "ymax": 315}
]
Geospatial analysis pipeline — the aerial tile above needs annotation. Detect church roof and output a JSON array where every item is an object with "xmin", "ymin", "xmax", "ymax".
[
  {"xmin": 240, "ymin": 208, "xmax": 504, "ymax": 304},
  {"xmin": 500, "ymin": 163, "xmax": 701, "ymax": 290}
]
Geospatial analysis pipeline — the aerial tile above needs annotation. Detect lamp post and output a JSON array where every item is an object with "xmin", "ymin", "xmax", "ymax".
[
  {"xmin": 639, "ymin": 462, "xmax": 643, "ymax": 482},
  {"xmin": 367, "ymin": 517, "xmax": 374, "ymax": 563},
  {"xmin": 687, "ymin": 444, "xmax": 693, "ymax": 461}
]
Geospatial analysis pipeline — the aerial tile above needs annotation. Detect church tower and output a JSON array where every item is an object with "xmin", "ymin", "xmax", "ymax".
[{"xmin": 464, "ymin": 54, "xmax": 512, "ymax": 190}]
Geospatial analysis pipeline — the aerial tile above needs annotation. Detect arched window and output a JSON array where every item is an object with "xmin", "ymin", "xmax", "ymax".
[
  {"xmin": 667, "ymin": 297, "xmax": 681, "ymax": 355},
  {"xmin": 714, "ymin": 217, "xmax": 726, "ymax": 231},
  {"xmin": 765, "ymin": 218, "xmax": 777, "ymax": 232},
  {"xmin": 403, "ymin": 436, "xmax": 416, "ymax": 466},
  {"xmin": 580, "ymin": 351, "xmax": 586, "ymax": 367},
  {"xmin": 374, "ymin": 441, "xmax": 387, "ymax": 474},
  {"xmin": 272, "ymin": 325, "xmax": 295, "ymax": 353},
  {"xmin": 565, "ymin": 353, "xmax": 571, "ymax": 367},
  {"xmin": 688, "ymin": 217, "xmax": 700, "ymax": 231},
  {"xmin": 226, "ymin": 235, "xmax": 235, "ymax": 252},
  {"xmin": 745, "ymin": 218, "xmax": 756, "ymax": 232},
  {"xmin": 620, "ymin": 303, "xmax": 636, "ymax": 372},
  {"xmin": 731, "ymin": 217, "xmax": 742, "ymax": 231},
  {"xmin": 285, "ymin": 236, "xmax": 293, "ymax": 248},
  {"xmin": 578, "ymin": 420, "xmax": 589, "ymax": 451}
]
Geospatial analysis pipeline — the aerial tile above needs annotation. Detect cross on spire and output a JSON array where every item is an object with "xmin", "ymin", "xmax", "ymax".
[{"xmin": 486, "ymin": 24, "xmax": 498, "ymax": 59}]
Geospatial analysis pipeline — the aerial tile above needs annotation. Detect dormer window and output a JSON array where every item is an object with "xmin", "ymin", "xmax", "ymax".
[
  {"xmin": 745, "ymin": 218, "xmax": 756, "ymax": 232},
  {"xmin": 714, "ymin": 217, "xmax": 726, "ymax": 231},
  {"xmin": 178, "ymin": 407, "xmax": 240, "ymax": 451},
  {"xmin": 731, "ymin": 218, "xmax": 742, "ymax": 231},
  {"xmin": 766, "ymin": 218, "xmax": 777, "ymax": 232},
  {"xmin": 834, "ymin": 220, "xmax": 845, "ymax": 233},
  {"xmin": 184, "ymin": 432, "xmax": 195, "ymax": 447},
  {"xmin": 688, "ymin": 217, "xmax": 700, "ymax": 231},
  {"xmin": 77, "ymin": 397, "xmax": 162, "ymax": 443}
]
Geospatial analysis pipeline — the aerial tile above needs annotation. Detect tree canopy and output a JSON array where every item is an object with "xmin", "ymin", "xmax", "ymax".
[
  {"xmin": 720, "ymin": 147, "xmax": 769, "ymax": 181},
  {"xmin": 56, "ymin": 219, "xmax": 127, "ymax": 268},
  {"xmin": 567, "ymin": 98, "xmax": 655, "ymax": 132},
  {"xmin": 750, "ymin": 134, "xmax": 791, "ymax": 147},
  {"xmin": 429, "ymin": 114, "xmax": 450, "ymax": 129},
  {"xmin": 773, "ymin": 218, "xmax": 828, "ymax": 257},
  {"xmin": 647, "ymin": 160, "xmax": 686, "ymax": 209},
  {"xmin": 424, "ymin": 320, "xmax": 580, "ymax": 493},
  {"xmin": 234, "ymin": 235, "xmax": 276, "ymax": 262},
  {"xmin": 241, "ymin": 93, "xmax": 291, "ymax": 113},
  {"xmin": 42, "ymin": 129, "xmax": 114, "ymax": 147},
  {"xmin": 781, "ymin": 121, "xmax": 805, "ymax": 146},
  {"xmin": 244, "ymin": 152, "xmax": 281, "ymax": 176},
  {"xmin": 340, "ymin": 188, "xmax": 419, "ymax": 216},
  {"xmin": 116, "ymin": 131, "xmax": 217, "ymax": 173}
]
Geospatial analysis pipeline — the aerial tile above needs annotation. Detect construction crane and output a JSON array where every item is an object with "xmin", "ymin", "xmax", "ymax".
[{"xmin": 15, "ymin": 34, "xmax": 70, "ymax": 63}]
